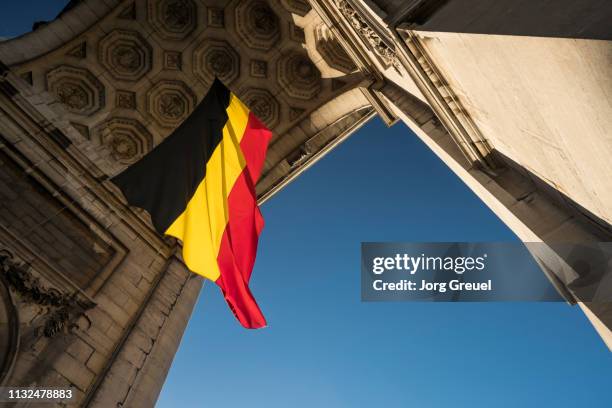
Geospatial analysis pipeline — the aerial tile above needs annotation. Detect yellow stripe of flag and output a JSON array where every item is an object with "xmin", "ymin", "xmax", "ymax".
[{"xmin": 165, "ymin": 94, "xmax": 250, "ymax": 281}]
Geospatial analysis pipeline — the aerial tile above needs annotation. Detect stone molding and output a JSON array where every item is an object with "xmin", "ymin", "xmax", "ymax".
[{"xmin": 335, "ymin": 0, "xmax": 400, "ymax": 69}]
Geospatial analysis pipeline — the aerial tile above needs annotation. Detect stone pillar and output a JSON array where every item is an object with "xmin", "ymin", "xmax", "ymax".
[
  {"xmin": 0, "ymin": 68, "xmax": 204, "ymax": 407},
  {"xmin": 379, "ymin": 80, "xmax": 612, "ymax": 349},
  {"xmin": 85, "ymin": 258, "xmax": 203, "ymax": 408}
]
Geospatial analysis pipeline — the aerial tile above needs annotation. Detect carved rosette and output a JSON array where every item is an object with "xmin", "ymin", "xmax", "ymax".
[
  {"xmin": 235, "ymin": 0, "xmax": 280, "ymax": 51},
  {"xmin": 314, "ymin": 24, "xmax": 357, "ymax": 74},
  {"xmin": 94, "ymin": 118, "xmax": 153, "ymax": 164},
  {"xmin": 277, "ymin": 53, "xmax": 321, "ymax": 100},
  {"xmin": 147, "ymin": 0, "xmax": 198, "ymax": 41},
  {"xmin": 98, "ymin": 30, "xmax": 153, "ymax": 82},
  {"xmin": 241, "ymin": 88, "xmax": 279, "ymax": 128},
  {"xmin": 280, "ymin": 0, "xmax": 311, "ymax": 17},
  {"xmin": 146, "ymin": 80, "xmax": 197, "ymax": 128},
  {"xmin": 193, "ymin": 39, "xmax": 240, "ymax": 86},
  {"xmin": 46, "ymin": 65, "xmax": 105, "ymax": 116}
]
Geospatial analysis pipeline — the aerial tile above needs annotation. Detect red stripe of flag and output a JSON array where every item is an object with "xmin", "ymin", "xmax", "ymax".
[{"xmin": 215, "ymin": 112, "xmax": 272, "ymax": 328}]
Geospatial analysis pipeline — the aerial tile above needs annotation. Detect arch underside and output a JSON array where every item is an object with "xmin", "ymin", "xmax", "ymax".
[{"xmin": 0, "ymin": 0, "xmax": 376, "ymax": 201}]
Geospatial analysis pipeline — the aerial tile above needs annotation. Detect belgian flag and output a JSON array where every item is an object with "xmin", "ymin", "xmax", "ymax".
[{"xmin": 112, "ymin": 79, "xmax": 272, "ymax": 328}]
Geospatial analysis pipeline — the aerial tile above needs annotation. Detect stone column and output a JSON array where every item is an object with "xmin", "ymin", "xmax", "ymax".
[{"xmin": 379, "ymin": 80, "xmax": 612, "ymax": 349}]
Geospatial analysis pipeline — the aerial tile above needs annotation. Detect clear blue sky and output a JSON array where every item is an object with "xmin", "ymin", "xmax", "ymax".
[
  {"xmin": 2, "ymin": 3, "xmax": 610, "ymax": 407},
  {"xmin": 158, "ymin": 118, "xmax": 611, "ymax": 408}
]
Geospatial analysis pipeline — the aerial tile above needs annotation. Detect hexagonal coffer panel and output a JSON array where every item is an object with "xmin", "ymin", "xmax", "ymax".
[
  {"xmin": 99, "ymin": 30, "xmax": 153, "ymax": 82},
  {"xmin": 147, "ymin": 80, "xmax": 197, "ymax": 128},
  {"xmin": 193, "ymin": 39, "xmax": 240, "ymax": 86},
  {"xmin": 241, "ymin": 88, "xmax": 279, "ymax": 129},
  {"xmin": 46, "ymin": 65, "xmax": 105, "ymax": 116},
  {"xmin": 277, "ymin": 53, "xmax": 321, "ymax": 100},
  {"xmin": 94, "ymin": 118, "xmax": 153, "ymax": 164},
  {"xmin": 235, "ymin": 0, "xmax": 280, "ymax": 51},
  {"xmin": 148, "ymin": 0, "xmax": 198, "ymax": 41}
]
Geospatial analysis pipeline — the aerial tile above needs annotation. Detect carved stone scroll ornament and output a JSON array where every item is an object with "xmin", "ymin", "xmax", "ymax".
[
  {"xmin": 335, "ymin": 0, "xmax": 401, "ymax": 70},
  {"xmin": 0, "ymin": 251, "xmax": 92, "ymax": 338}
]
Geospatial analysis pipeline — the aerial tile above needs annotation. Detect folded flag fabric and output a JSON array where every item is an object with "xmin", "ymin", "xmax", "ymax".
[{"xmin": 112, "ymin": 78, "xmax": 272, "ymax": 328}]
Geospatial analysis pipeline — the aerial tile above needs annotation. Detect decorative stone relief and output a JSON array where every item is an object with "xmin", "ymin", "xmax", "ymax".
[
  {"xmin": 280, "ymin": 0, "xmax": 311, "ymax": 17},
  {"xmin": 1, "ymin": 251, "xmax": 92, "ymax": 338},
  {"xmin": 207, "ymin": 7, "xmax": 225, "ymax": 28},
  {"xmin": 235, "ymin": 0, "xmax": 280, "ymax": 51},
  {"xmin": 94, "ymin": 118, "xmax": 153, "ymax": 164},
  {"xmin": 98, "ymin": 30, "xmax": 153, "ymax": 82},
  {"xmin": 335, "ymin": 0, "xmax": 400, "ymax": 69},
  {"xmin": 193, "ymin": 39, "xmax": 240, "ymax": 85},
  {"xmin": 148, "ymin": 0, "xmax": 198, "ymax": 41},
  {"xmin": 277, "ymin": 53, "xmax": 321, "ymax": 100},
  {"xmin": 163, "ymin": 51, "xmax": 182, "ymax": 70},
  {"xmin": 116, "ymin": 90, "xmax": 136, "ymax": 109},
  {"xmin": 250, "ymin": 60, "xmax": 267, "ymax": 78},
  {"xmin": 241, "ymin": 88, "xmax": 279, "ymax": 128},
  {"xmin": 46, "ymin": 65, "xmax": 105, "ymax": 116},
  {"xmin": 146, "ymin": 80, "xmax": 197, "ymax": 128},
  {"xmin": 0, "ymin": 266, "xmax": 18, "ymax": 385},
  {"xmin": 314, "ymin": 24, "xmax": 357, "ymax": 74}
]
